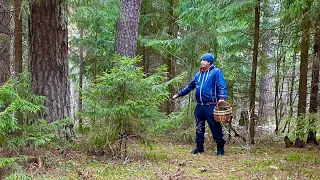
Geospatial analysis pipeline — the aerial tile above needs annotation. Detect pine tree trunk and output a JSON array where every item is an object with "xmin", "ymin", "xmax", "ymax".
[
  {"xmin": 114, "ymin": 0, "xmax": 141, "ymax": 156},
  {"xmin": 307, "ymin": 12, "xmax": 319, "ymax": 145},
  {"xmin": 114, "ymin": 0, "xmax": 142, "ymax": 58},
  {"xmin": 165, "ymin": 0, "xmax": 176, "ymax": 115},
  {"xmin": 274, "ymin": 25, "xmax": 285, "ymax": 133},
  {"xmin": 297, "ymin": 0, "xmax": 311, "ymax": 135},
  {"xmin": 0, "ymin": 0, "xmax": 11, "ymax": 84},
  {"xmin": 14, "ymin": 0, "xmax": 22, "ymax": 73},
  {"xmin": 258, "ymin": 0, "xmax": 272, "ymax": 125},
  {"xmin": 13, "ymin": 0, "xmax": 23, "ymax": 124},
  {"xmin": 277, "ymin": 55, "xmax": 287, "ymax": 133},
  {"xmin": 282, "ymin": 53, "xmax": 297, "ymax": 133},
  {"xmin": 29, "ymin": 0, "xmax": 70, "ymax": 123},
  {"xmin": 78, "ymin": 28, "xmax": 84, "ymax": 130},
  {"xmin": 279, "ymin": 56, "xmax": 286, "ymax": 126},
  {"xmin": 274, "ymin": 55, "xmax": 281, "ymax": 133},
  {"xmin": 258, "ymin": 75, "xmax": 267, "ymax": 123},
  {"xmin": 140, "ymin": 3, "xmax": 149, "ymax": 75},
  {"xmin": 249, "ymin": 0, "xmax": 260, "ymax": 144}
]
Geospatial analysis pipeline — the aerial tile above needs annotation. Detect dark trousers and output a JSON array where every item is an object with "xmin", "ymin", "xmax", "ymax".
[{"xmin": 194, "ymin": 104, "xmax": 226, "ymax": 144}]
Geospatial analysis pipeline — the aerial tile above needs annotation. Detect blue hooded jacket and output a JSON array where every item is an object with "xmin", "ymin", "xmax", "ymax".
[{"xmin": 177, "ymin": 65, "xmax": 227, "ymax": 104}]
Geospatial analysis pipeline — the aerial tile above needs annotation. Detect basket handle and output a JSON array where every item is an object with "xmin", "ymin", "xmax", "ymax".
[{"xmin": 216, "ymin": 100, "xmax": 231, "ymax": 108}]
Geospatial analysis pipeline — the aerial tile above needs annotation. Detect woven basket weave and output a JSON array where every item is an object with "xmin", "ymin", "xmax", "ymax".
[{"xmin": 214, "ymin": 101, "xmax": 232, "ymax": 123}]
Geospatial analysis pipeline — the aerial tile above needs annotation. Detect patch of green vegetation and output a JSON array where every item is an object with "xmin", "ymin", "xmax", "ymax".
[
  {"xmin": 221, "ymin": 175, "xmax": 242, "ymax": 180},
  {"xmin": 143, "ymin": 151, "xmax": 168, "ymax": 161},
  {"xmin": 80, "ymin": 160, "xmax": 156, "ymax": 179},
  {"xmin": 230, "ymin": 146, "xmax": 248, "ymax": 154},
  {"xmin": 284, "ymin": 151, "xmax": 320, "ymax": 163},
  {"xmin": 5, "ymin": 172, "xmax": 33, "ymax": 180},
  {"xmin": 0, "ymin": 157, "xmax": 17, "ymax": 169},
  {"xmin": 6, "ymin": 141, "xmax": 320, "ymax": 180},
  {"xmin": 229, "ymin": 143, "xmax": 320, "ymax": 179}
]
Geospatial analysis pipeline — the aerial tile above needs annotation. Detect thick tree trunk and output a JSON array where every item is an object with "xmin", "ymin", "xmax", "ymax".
[
  {"xmin": 29, "ymin": 0, "xmax": 70, "ymax": 123},
  {"xmin": 258, "ymin": 0, "xmax": 272, "ymax": 125},
  {"xmin": 114, "ymin": 0, "xmax": 141, "ymax": 157},
  {"xmin": 0, "ymin": 0, "xmax": 11, "ymax": 84},
  {"xmin": 249, "ymin": 0, "xmax": 260, "ymax": 144},
  {"xmin": 297, "ymin": 0, "xmax": 311, "ymax": 135},
  {"xmin": 307, "ymin": 12, "xmax": 319, "ymax": 145},
  {"xmin": 114, "ymin": 0, "xmax": 142, "ymax": 58},
  {"xmin": 14, "ymin": 0, "xmax": 22, "ymax": 73}
]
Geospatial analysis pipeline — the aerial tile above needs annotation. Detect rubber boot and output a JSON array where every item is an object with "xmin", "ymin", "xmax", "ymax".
[
  {"xmin": 191, "ymin": 141, "xmax": 204, "ymax": 154},
  {"xmin": 216, "ymin": 142, "xmax": 225, "ymax": 156}
]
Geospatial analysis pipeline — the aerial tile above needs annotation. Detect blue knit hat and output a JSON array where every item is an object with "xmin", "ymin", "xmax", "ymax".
[{"xmin": 201, "ymin": 53, "xmax": 214, "ymax": 64}]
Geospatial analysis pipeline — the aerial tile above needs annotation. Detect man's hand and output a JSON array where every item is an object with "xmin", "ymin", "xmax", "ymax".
[
  {"xmin": 172, "ymin": 94, "xmax": 179, "ymax": 99},
  {"xmin": 218, "ymin": 98, "xmax": 225, "ymax": 103}
]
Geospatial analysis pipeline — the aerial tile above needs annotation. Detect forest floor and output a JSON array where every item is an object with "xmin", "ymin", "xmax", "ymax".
[{"xmin": 1, "ymin": 136, "xmax": 320, "ymax": 180}]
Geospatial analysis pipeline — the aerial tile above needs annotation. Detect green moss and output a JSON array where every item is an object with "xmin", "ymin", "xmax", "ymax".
[
  {"xmin": 7, "ymin": 141, "xmax": 320, "ymax": 180},
  {"xmin": 284, "ymin": 151, "xmax": 320, "ymax": 163}
]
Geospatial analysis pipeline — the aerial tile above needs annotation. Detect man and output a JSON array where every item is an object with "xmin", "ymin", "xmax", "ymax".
[{"xmin": 172, "ymin": 53, "xmax": 227, "ymax": 156}]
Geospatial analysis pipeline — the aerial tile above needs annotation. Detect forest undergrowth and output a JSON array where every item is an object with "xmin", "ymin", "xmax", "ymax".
[{"xmin": 1, "ymin": 130, "xmax": 319, "ymax": 180}]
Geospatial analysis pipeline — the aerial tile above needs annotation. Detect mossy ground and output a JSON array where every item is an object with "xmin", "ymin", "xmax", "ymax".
[{"xmin": 2, "ymin": 138, "xmax": 320, "ymax": 180}]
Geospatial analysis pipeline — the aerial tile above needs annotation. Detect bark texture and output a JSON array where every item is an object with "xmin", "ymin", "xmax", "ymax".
[
  {"xmin": 114, "ymin": 0, "xmax": 142, "ymax": 58},
  {"xmin": 29, "ymin": 0, "xmax": 70, "ymax": 123},
  {"xmin": 307, "ymin": 12, "xmax": 319, "ymax": 144},
  {"xmin": 0, "ymin": 0, "xmax": 11, "ymax": 84},
  {"xmin": 14, "ymin": 0, "xmax": 23, "ymax": 73},
  {"xmin": 249, "ymin": 0, "xmax": 260, "ymax": 144}
]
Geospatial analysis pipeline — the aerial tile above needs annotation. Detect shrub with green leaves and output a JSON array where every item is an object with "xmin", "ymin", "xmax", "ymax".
[
  {"xmin": 283, "ymin": 114, "xmax": 320, "ymax": 141},
  {"xmin": 82, "ymin": 55, "xmax": 185, "ymax": 151}
]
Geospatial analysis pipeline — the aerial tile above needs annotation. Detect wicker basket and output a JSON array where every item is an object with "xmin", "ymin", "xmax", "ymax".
[{"xmin": 213, "ymin": 101, "xmax": 232, "ymax": 123}]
